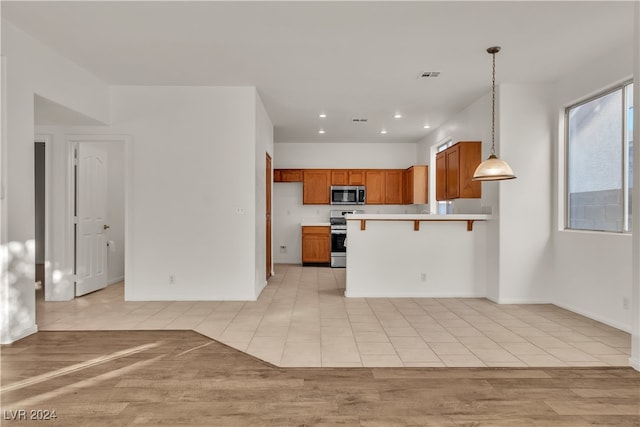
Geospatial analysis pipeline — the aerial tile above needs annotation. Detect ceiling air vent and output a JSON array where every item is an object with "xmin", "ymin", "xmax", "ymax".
[
  {"xmin": 352, "ymin": 118, "xmax": 368, "ymax": 123},
  {"xmin": 419, "ymin": 71, "xmax": 441, "ymax": 78}
]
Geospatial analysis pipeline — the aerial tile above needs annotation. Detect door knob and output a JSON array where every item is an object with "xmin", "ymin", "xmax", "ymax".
[{"xmin": 103, "ymin": 224, "xmax": 111, "ymax": 230}]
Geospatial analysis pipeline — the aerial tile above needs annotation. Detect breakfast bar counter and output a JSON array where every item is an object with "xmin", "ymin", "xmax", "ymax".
[{"xmin": 344, "ymin": 213, "xmax": 491, "ymax": 298}]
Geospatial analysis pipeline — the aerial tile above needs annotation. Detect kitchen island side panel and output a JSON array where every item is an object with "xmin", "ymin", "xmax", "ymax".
[{"xmin": 345, "ymin": 219, "xmax": 487, "ymax": 298}]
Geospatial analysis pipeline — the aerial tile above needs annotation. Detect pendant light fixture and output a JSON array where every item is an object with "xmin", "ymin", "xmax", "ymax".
[{"xmin": 472, "ymin": 46, "xmax": 516, "ymax": 181}]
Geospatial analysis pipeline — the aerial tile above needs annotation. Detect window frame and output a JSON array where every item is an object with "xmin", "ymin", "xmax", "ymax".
[{"xmin": 564, "ymin": 79, "xmax": 634, "ymax": 233}]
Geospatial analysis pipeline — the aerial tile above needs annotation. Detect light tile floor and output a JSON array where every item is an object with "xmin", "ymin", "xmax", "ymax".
[{"xmin": 36, "ymin": 264, "xmax": 632, "ymax": 368}]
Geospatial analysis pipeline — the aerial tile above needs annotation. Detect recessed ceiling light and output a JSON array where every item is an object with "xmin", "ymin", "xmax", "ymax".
[
  {"xmin": 319, "ymin": 113, "xmax": 327, "ymax": 118},
  {"xmin": 380, "ymin": 129, "xmax": 388, "ymax": 134},
  {"xmin": 318, "ymin": 129, "xmax": 325, "ymax": 134},
  {"xmin": 423, "ymin": 124, "xmax": 431, "ymax": 129},
  {"xmin": 394, "ymin": 113, "xmax": 402, "ymax": 119}
]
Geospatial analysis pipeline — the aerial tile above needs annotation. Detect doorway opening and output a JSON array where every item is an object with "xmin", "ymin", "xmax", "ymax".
[
  {"xmin": 72, "ymin": 140, "xmax": 126, "ymax": 298},
  {"xmin": 34, "ymin": 141, "xmax": 46, "ymax": 300},
  {"xmin": 266, "ymin": 152, "xmax": 272, "ymax": 279}
]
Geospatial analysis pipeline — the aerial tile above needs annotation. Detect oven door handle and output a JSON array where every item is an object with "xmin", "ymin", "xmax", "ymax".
[{"xmin": 331, "ymin": 230, "xmax": 347, "ymax": 235}]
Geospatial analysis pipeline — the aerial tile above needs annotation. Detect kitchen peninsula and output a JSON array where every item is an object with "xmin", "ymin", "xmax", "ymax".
[{"xmin": 345, "ymin": 213, "xmax": 491, "ymax": 298}]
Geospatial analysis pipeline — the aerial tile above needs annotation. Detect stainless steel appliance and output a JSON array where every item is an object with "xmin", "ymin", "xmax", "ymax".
[
  {"xmin": 330, "ymin": 209, "xmax": 363, "ymax": 268},
  {"xmin": 330, "ymin": 186, "xmax": 366, "ymax": 205}
]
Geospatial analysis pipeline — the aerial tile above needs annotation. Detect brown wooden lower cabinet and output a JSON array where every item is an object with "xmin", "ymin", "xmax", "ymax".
[{"xmin": 301, "ymin": 226, "xmax": 330, "ymax": 265}]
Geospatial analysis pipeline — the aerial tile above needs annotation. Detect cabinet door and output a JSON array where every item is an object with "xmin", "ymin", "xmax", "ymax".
[
  {"xmin": 404, "ymin": 166, "xmax": 428, "ymax": 204},
  {"xmin": 348, "ymin": 170, "xmax": 366, "ymax": 185},
  {"xmin": 303, "ymin": 170, "xmax": 331, "ymax": 204},
  {"xmin": 403, "ymin": 168, "xmax": 412, "ymax": 204},
  {"xmin": 458, "ymin": 142, "xmax": 482, "ymax": 198},
  {"xmin": 365, "ymin": 170, "xmax": 385, "ymax": 204},
  {"xmin": 274, "ymin": 169, "xmax": 302, "ymax": 182},
  {"xmin": 446, "ymin": 145, "xmax": 460, "ymax": 200},
  {"xmin": 435, "ymin": 152, "xmax": 447, "ymax": 201},
  {"xmin": 302, "ymin": 226, "xmax": 330, "ymax": 263},
  {"xmin": 331, "ymin": 170, "xmax": 349, "ymax": 185},
  {"xmin": 411, "ymin": 165, "xmax": 428, "ymax": 204},
  {"xmin": 385, "ymin": 170, "xmax": 404, "ymax": 204}
]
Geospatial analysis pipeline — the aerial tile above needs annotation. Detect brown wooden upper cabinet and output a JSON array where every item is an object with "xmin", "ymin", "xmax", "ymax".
[
  {"xmin": 331, "ymin": 170, "xmax": 349, "ymax": 185},
  {"xmin": 348, "ymin": 170, "xmax": 366, "ymax": 185},
  {"xmin": 274, "ymin": 169, "xmax": 303, "ymax": 182},
  {"xmin": 365, "ymin": 170, "xmax": 386, "ymax": 204},
  {"xmin": 435, "ymin": 152, "xmax": 447, "ymax": 201},
  {"xmin": 404, "ymin": 165, "xmax": 428, "ymax": 204},
  {"xmin": 435, "ymin": 141, "xmax": 482, "ymax": 201},
  {"xmin": 384, "ymin": 170, "xmax": 404, "ymax": 204},
  {"xmin": 303, "ymin": 169, "xmax": 331, "ymax": 204},
  {"xmin": 288, "ymin": 166, "xmax": 428, "ymax": 205}
]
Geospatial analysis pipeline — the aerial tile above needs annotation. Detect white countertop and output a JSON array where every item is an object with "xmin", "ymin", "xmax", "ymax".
[
  {"xmin": 301, "ymin": 222, "xmax": 331, "ymax": 227},
  {"xmin": 345, "ymin": 213, "xmax": 491, "ymax": 220}
]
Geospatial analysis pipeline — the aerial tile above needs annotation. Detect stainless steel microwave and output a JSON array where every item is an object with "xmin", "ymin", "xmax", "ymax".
[{"xmin": 330, "ymin": 186, "xmax": 366, "ymax": 205}]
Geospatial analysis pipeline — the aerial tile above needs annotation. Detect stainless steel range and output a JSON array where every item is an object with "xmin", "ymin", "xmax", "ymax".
[{"xmin": 330, "ymin": 209, "xmax": 363, "ymax": 268}]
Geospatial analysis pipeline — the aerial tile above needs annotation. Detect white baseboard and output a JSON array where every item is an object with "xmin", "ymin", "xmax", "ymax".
[
  {"xmin": 255, "ymin": 280, "xmax": 268, "ymax": 299},
  {"xmin": 552, "ymin": 301, "xmax": 631, "ymax": 333},
  {"xmin": 630, "ymin": 357, "xmax": 640, "ymax": 371},
  {"xmin": 0, "ymin": 324, "xmax": 38, "ymax": 344},
  {"xmin": 344, "ymin": 291, "xmax": 486, "ymax": 298},
  {"xmin": 108, "ymin": 275, "xmax": 125, "ymax": 286},
  {"xmin": 494, "ymin": 298, "xmax": 550, "ymax": 305}
]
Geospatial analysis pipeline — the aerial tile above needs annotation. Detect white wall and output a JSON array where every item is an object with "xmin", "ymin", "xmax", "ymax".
[
  {"xmin": 105, "ymin": 141, "xmax": 125, "ymax": 285},
  {"xmin": 498, "ymin": 84, "xmax": 554, "ymax": 304},
  {"xmin": 416, "ymin": 93, "xmax": 499, "ymax": 299},
  {"xmin": 1, "ymin": 21, "xmax": 110, "ymax": 343},
  {"xmin": 275, "ymin": 142, "xmax": 417, "ymax": 169},
  {"xmin": 33, "ymin": 129, "xmax": 125, "ymax": 294},
  {"xmin": 417, "ymin": 83, "xmax": 555, "ymax": 305},
  {"xmin": 254, "ymin": 92, "xmax": 274, "ymax": 295},
  {"xmin": 346, "ymin": 220, "xmax": 487, "ymax": 298},
  {"xmin": 107, "ymin": 86, "xmax": 264, "ymax": 301},
  {"xmin": 551, "ymin": 41, "xmax": 635, "ymax": 331},
  {"xmin": 631, "ymin": 1, "xmax": 640, "ymax": 370},
  {"xmin": 35, "ymin": 87, "xmax": 272, "ymax": 303},
  {"xmin": 273, "ymin": 142, "xmax": 421, "ymax": 264}
]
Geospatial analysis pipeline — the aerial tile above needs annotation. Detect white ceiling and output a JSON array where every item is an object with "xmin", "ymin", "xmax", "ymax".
[{"xmin": 2, "ymin": 1, "xmax": 635, "ymax": 143}]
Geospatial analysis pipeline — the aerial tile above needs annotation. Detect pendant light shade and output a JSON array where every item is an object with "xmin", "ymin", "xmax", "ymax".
[
  {"xmin": 473, "ymin": 46, "xmax": 516, "ymax": 181},
  {"xmin": 472, "ymin": 154, "xmax": 516, "ymax": 181}
]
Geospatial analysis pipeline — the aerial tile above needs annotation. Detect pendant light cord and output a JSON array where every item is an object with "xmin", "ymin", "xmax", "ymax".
[{"xmin": 490, "ymin": 50, "xmax": 496, "ymax": 156}]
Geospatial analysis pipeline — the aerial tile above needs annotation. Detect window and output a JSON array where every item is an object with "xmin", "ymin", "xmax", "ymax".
[{"xmin": 566, "ymin": 81, "xmax": 633, "ymax": 232}]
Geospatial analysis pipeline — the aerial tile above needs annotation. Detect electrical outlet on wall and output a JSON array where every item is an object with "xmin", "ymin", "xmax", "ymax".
[
  {"xmin": 169, "ymin": 274, "xmax": 175, "ymax": 285},
  {"xmin": 280, "ymin": 245, "xmax": 287, "ymax": 253},
  {"xmin": 623, "ymin": 297, "xmax": 630, "ymax": 310},
  {"xmin": 420, "ymin": 273, "xmax": 427, "ymax": 282}
]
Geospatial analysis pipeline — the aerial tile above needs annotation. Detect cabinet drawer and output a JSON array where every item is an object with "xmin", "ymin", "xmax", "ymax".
[{"xmin": 302, "ymin": 226, "xmax": 330, "ymax": 235}]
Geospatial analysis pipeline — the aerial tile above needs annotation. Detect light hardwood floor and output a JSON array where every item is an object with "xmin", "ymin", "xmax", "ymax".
[
  {"xmin": 35, "ymin": 264, "xmax": 631, "ymax": 368},
  {"xmin": 1, "ymin": 330, "xmax": 639, "ymax": 426}
]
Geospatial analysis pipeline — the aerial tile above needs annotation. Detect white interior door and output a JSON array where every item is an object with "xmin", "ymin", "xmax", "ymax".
[{"xmin": 76, "ymin": 143, "xmax": 108, "ymax": 296}]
